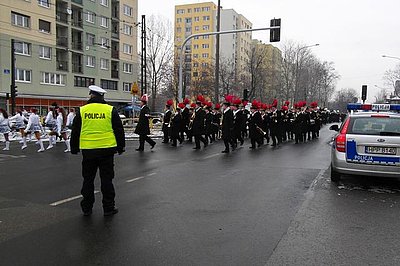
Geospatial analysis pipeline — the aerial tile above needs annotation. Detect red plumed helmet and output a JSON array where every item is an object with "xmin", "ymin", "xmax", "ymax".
[
  {"xmin": 294, "ymin": 103, "xmax": 299, "ymax": 109},
  {"xmin": 197, "ymin": 95, "xmax": 205, "ymax": 103},
  {"xmin": 243, "ymin": 100, "xmax": 248, "ymax": 106},
  {"xmin": 190, "ymin": 103, "xmax": 196, "ymax": 108},
  {"xmin": 206, "ymin": 101, "xmax": 213, "ymax": 108},
  {"xmin": 251, "ymin": 100, "xmax": 259, "ymax": 109},
  {"xmin": 261, "ymin": 103, "xmax": 268, "ymax": 110},
  {"xmin": 215, "ymin": 103, "xmax": 221, "ymax": 110},
  {"xmin": 225, "ymin": 95, "xmax": 234, "ymax": 103},
  {"xmin": 282, "ymin": 106, "xmax": 289, "ymax": 111},
  {"xmin": 272, "ymin": 99, "xmax": 278, "ymax": 107},
  {"xmin": 184, "ymin": 98, "xmax": 190, "ymax": 105},
  {"xmin": 166, "ymin": 99, "xmax": 173, "ymax": 106},
  {"xmin": 284, "ymin": 100, "xmax": 290, "ymax": 106},
  {"xmin": 310, "ymin": 101, "xmax": 318, "ymax": 108},
  {"xmin": 233, "ymin": 99, "xmax": 242, "ymax": 105},
  {"xmin": 178, "ymin": 102, "xmax": 185, "ymax": 109}
]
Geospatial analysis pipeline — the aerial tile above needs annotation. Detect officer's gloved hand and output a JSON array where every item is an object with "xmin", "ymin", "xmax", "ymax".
[{"xmin": 118, "ymin": 148, "xmax": 125, "ymax": 155}]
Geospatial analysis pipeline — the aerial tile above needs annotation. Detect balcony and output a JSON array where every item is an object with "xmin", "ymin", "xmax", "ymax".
[
  {"xmin": 112, "ymin": 51, "xmax": 119, "ymax": 59},
  {"xmin": 57, "ymin": 37, "xmax": 68, "ymax": 48},
  {"xmin": 72, "ymin": 0, "xmax": 83, "ymax": 5},
  {"xmin": 112, "ymin": 0, "xmax": 120, "ymax": 19},
  {"xmin": 112, "ymin": 21, "xmax": 119, "ymax": 39},
  {"xmin": 71, "ymin": 6, "xmax": 83, "ymax": 28},
  {"xmin": 56, "ymin": 0, "xmax": 68, "ymax": 24},
  {"xmin": 111, "ymin": 70, "xmax": 119, "ymax": 79},
  {"xmin": 57, "ymin": 61, "xmax": 68, "ymax": 71},
  {"xmin": 72, "ymin": 41, "xmax": 83, "ymax": 51},
  {"xmin": 72, "ymin": 63, "xmax": 83, "ymax": 74}
]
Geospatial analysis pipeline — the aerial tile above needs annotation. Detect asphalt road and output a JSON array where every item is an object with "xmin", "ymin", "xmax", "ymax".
[{"xmin": 1, "ymin": 125, "xmax": 400, "ymax": 265}]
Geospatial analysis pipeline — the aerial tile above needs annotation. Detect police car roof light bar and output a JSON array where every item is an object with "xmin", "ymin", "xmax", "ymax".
[{"xmin": 347, "ymin": 103, "xmax": 400, "ymax": 111}]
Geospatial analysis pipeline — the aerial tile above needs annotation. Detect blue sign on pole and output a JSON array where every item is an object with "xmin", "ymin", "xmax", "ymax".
[{"xmin": 3, "ymin": 69, "xmax": 10, "ymax": 74}]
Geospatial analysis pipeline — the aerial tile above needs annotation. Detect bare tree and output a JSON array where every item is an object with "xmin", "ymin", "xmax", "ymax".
[
  {"xmin": 145, "ymin": 15, "xmax": 174, "ymax": 110},
  {"xmin": 191, "ymin": 60, "xmax": 215, "ymax": 97},
  {"xmin": 383, "ymin": 63, "xmax": 400, "ymax": 96},
  {"xmin": 219, "ymin": 57, "xmax": 236, "ymax": 96},
  {"xmin": 332, "ymin": 88, "xmax": 358, "ymax": 112},
  {"xmin": 374, "ymin": 88, "xmax": 389, "ymax": 103}
]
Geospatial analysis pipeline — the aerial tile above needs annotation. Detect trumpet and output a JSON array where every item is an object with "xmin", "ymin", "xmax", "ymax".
[
  {"xmin": 188, "ymin": 112, "xmax": 195, "ymax": 130},
  {"xmin": 256, "ymin": 125, "xmax": 267, "ymax": 136}
]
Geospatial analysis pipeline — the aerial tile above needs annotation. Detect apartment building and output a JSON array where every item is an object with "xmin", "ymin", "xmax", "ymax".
[
  {"xmin": 174, "ymin": 2, "xmax": 217, "ymax": 95},
  {"xmin": 0, "ymin": 0, "xmax": 138, "ymax": 114},
  {"xmin": 220, "ymin": 9, "xmax": 252, "ymax": 81}
]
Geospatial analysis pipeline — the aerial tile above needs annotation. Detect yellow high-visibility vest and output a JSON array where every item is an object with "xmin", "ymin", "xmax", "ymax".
[{"xmin": 79, "ymin": 103, "xmax": 117, "ymax": 149}]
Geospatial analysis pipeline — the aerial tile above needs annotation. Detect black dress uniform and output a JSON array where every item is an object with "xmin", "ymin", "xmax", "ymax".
[
  {"xmin": 162, "ymin": 109, "xmax": 172, "ymax": 143},
  {"xmin": 135, "ymin": 103, "xmax": 156, "ymax": 151},
  {"xmin": 181, "ymin": 107, "xmax": 190, "ymax": 141},
  {"xmin": 221, "ymin": 106, "xmax": 234, "ymax": 153},
  {"xmin": 70, "ymin": 89, "xmax": 125, "ymax": 216},
  {"xmin": 192, "ymin": 106, "xmax": 207, "ymax": 149},
  {"xmin": 249, "ymin": 110, "xmax": 263, "ymax": 148},
  {"xmin": 170, "ymin": 111, "xmax": 182, "ymax": 146}
]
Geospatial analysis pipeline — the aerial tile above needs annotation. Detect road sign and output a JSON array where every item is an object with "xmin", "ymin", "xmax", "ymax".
[
  {"xmin": 3, "ymin": 69, "xmax": 10, "ymax": 74},
  {"xmin": 131, "ymin": 82, "xmax": 139, "ymax": 95}
]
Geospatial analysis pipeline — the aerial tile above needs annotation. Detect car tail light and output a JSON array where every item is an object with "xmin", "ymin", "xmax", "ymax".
[{"xmin": 335, "ymin": 118, "xmax": 350, "ymax": 152}]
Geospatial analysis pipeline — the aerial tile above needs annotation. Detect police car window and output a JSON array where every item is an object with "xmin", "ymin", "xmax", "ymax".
[{"xmin": 349, "ymin": 117, "xmax": 400, "ymax": 135}]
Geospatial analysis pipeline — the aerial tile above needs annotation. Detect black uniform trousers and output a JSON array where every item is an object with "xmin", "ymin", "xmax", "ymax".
[
  {"xmin": 81, "ymin": 152, "xmax": 115, "ymax": 212},
  {"xmin": 139, "ymin": 134, "xmax": 156, "ymax": 150}
]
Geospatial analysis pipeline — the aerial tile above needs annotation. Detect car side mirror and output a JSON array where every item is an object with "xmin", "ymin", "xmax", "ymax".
[{"xmin": 329, "ymin": 124, "xmax": 339, "ymax": 131}]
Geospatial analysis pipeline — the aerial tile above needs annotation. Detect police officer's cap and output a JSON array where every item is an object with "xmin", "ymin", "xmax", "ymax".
[{"xmin": 89, "ymin": 85, "xmax": 107, "ymax": 96}]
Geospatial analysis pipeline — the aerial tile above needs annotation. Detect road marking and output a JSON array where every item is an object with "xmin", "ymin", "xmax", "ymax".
[
  {"xmin": 126, "ymin": 176, "xmax": 145, "ymax": 183},
  {"xmin": 203, "ymin": 153, "xmax": 220, "ymax": 160},
  {"xmin": 0, "ymin": 154, "xmax": 27, "ymax": 159},
  {"xmin": 50, "ymin": 191, "xmax": 99, "ymax": 206},
  {"xmin": 147, "ymin": 172, "xmax": 157, "ymax": 177}
]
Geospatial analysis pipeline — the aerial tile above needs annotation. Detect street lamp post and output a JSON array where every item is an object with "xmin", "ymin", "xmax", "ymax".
[
  {"xmin": 294, "ymin": 44, "xmax": 319, "ymax": 102},
  {"xmin": 382, "ymin": 55, "xmax": 400, "ymax": 61}
]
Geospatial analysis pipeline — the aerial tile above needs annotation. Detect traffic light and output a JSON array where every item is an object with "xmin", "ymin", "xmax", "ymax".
[
  {"xmin": 361, "ymin": 85, "xmax": 367, "ymax": 103},
  {"xmin": 270, "ymin": 18, "xmax": 281, "ymax": 42}
]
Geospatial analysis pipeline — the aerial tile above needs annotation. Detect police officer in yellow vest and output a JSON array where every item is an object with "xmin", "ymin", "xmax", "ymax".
[{"xmin": 70, "ymin": 85, "xmax": 125, "ymax": 216}]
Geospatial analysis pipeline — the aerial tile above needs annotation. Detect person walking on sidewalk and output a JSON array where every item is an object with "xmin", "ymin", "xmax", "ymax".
[
  {"xmin": 135, "ymin": 94, "xmax": 156, "ymax": 151},
  {"xmin": 0, "ymin": 108, "xmax": 11, "ymax": 151},
  {"xmin": 70, "ymin": 85, "xmax": 125, "ymax": 216}
]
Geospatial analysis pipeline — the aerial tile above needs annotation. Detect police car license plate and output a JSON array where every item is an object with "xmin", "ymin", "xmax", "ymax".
[{"xmin": 365, "ymin": 146, "xmax": 397, "ymax": 155}]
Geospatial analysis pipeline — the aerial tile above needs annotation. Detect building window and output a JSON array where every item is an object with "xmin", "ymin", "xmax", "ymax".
[
  {"xmin": 202, "ymin": 62, "xmax": 209, "ymax": 67},
  {"xmin": 123, "ymin": 63, "xmax": 132, "ymax": 73},
  {"xmin": 193, "ymin": 54, "xmax": 198, "ymax": 58},
  {"xmin": 39, "ymin": 45, "xmax": 51, "ymax": 59},
  {"xmin": 194, "ymin": 36, "xmax": 199, "ymax": 40},
  {"xmin": 203, "ymin": 16, "xmax": 210, "ymax": 21},
  {"xmin": 123, "ymin": 44, "xmax": 132, "ymax": 54},
  {"xmin": 177, "ymin": 9, "xmax": 185, "ymax": 14},
  {"xmin": 194, "ymin": 17, "xmax": 200, "ymax": 22},
  {"xmin": 39, "ymin": 19, "xmax": 51, "ymax": 33},
  {"xmin": 100, "ymin": 16, "xmax": 109, "ymax": 28},
  {"xmin": 86, "ymin": 12, "xmax": 95, "ymax": 23},
  {"xmin": 202, "ymin": 7, "xmax": 210, "ymax": 12},
  {"xmin": 194, "ymin": 26, "xmax": 199, "ymax": 31},
  {"xmin": 193, "ymin": 44, "xmax": 199, "ymax": 49},
  {"xmin": 203, "ymin": 25, "xmax": 209, "ymax": 30},
  {"xmin": 123, "ymin": 5, "xmax": 133, "ymax": 17},
  {"xmin": 16, "ymin": 69, "xmax": 31, "ymax": 83},
  {"xmin": 193, "ymin": 62, "xmax": 199, "ymax": 67},
  {"xmin": 100, "ymin": 0, "xmax": 108, "ymax": 7},
  {"xmin": 100, "ymin": 58, "xmax": 109, "ymax": 70},
  {"xmin": 86, "ymin": 55, "xmax": 95, "ymax": 67},
  {"xmin": 101, "ymin": 79, "xmax": 118, "ymax": 90},
  {"xmin": 123, "ymin": 24, "xmax": 132, "ymax": 36},
  {"xmin": 74, "ymin": 76, "xmax": 95, "ymax": 87},
  {"xmin": 100, "ymin": 37, "xmax": 109, "ymax": 48},
  {"xmin": 203, "ymin": 35, "xmax": 209, "ymax": 39},
  {"xmin": 123, "ymin": 82, "xmax": 132, "ymax": 92},
  {"xmin": 185, "ymin": 18, "xmax": 192, "ymax": 23},
  {"xmin": 177, "ymin": 18, "xmax": 182, "ymax": 23},
  {"xmin": 185, "ymin": 27, "xmax": 191, "ymax": 33},
  {"xmin": 14, "ymin": 41, "xmax": 31, "ymax": 56},
  {"xmin": 202, "ymin": 44, "xmax": 209, "ymax": 49},
  {"xmin": 87, "ymin": 33, "xmax": 95, "ymax": 46},
  {"xmin": 41, "ymin": 72, "xmax": 66, "ymax": 86},
  {"xmin": 38, "ymin": 0, "xmax": 50, "ymax": 8},
  {"xmin": 187, "ymin": 8, "xmax": 192, "ymax": 13},
  {"xmin": 202, "ymin": 53, "xmax": 209, "ymax": 58},
  {"xmin": 194, "ymin": 7, "xmax": 201, "ymax": 12},
  {"xmin": 193, "ymin": 72, "xmax": 198, "ymax": 77},
  {"xmin": 11, "ymin": 12, "xmax": 30, "ymax": 28},
  {"xmin": 176, "ymin": 27, "xmax": 182, "ymax": 33}
]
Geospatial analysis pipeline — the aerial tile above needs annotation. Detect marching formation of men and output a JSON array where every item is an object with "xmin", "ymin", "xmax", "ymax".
[{"xmin": 158, "ymin": 95, "xmax": 331, "ymax": 153}]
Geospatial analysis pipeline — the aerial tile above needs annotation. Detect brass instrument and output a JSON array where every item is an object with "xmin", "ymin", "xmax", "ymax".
[
  {"xmin": 167, "ymin": 112, "xmax": 175, "ymax": 128},
  {"xmin": 256, "ymin": 125, "xmax": 267, "ymax": 136},
  {"xmin": 188, "ymin": 111, "xmax": 195, "ymax": 130}
]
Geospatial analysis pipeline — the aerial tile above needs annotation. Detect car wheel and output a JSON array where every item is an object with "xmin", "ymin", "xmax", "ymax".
[{"xmin": 330, "ymin": 166, "xmax": 341, "ymax": 183}]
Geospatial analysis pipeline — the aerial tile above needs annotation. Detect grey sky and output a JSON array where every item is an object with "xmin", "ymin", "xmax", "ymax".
[{"xmin": 139, "ymin": 0, "xmax": 400, "ymax": 100}]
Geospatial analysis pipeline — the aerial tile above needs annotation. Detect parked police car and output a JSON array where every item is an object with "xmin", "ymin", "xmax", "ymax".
[{"xmin": 330, "ymin": 103, "xmax": 400, "ymax": 182}]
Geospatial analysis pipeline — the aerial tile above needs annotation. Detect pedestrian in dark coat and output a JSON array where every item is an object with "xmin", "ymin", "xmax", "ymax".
[
  {"xmin": 248, "ymin": 102, "xmax": 263, "ymax": 149},
  {"xmin": 171, "ymin": 103, "xmax": 184, "ymax": 147},
  {"xmin": 192, "ymin": 97, "xmax": 208, "ymax": 149},
  {"xmin": 162, "ymin": 99, "xmax": 173, "ymax": 143},
  {"xmin": 135, "ymin": 94, "xmax": 156, "ymax": 151}
]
